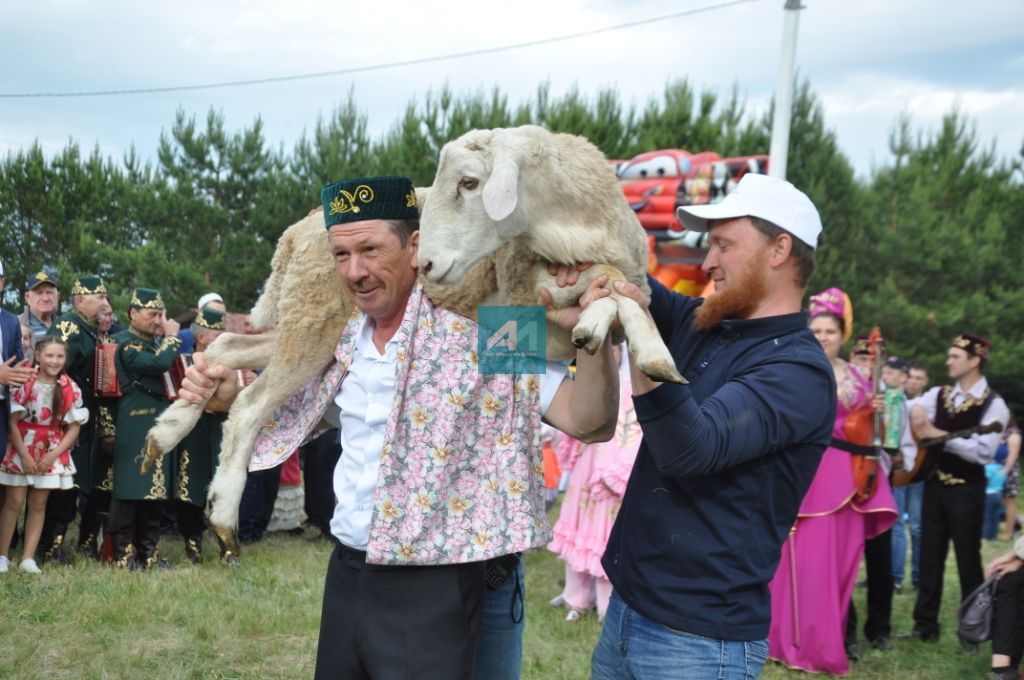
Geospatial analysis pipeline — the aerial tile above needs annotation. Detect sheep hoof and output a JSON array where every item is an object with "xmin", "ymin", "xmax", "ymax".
[
  {"xmin": 139, "ymin": 435, "xmax": 164, "ymax": 474},
  {"xmin": 570, "ymin": 328, "xmax": 605, "ymax": 355},
  {"xmin": 212, "ymin": 523, "xmax": 241, "ymax": 563},
  {"xmin": 638, "ymin": 359, "xmax": 687, "ymax": 385}
]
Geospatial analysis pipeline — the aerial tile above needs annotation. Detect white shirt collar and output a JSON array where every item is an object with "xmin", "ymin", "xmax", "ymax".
[
  {"xmin": 354, "ymin": 314, "xmax": 401, "ymax": 361},
  {"xmin": 952, "ymin": 375, "xmax": 989, "ymax": 400}
]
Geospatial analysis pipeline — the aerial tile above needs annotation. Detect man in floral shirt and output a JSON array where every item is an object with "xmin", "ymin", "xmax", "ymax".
[{"xmin": 184, "ymin": 176, "xmax": 621, "ymax": 679}]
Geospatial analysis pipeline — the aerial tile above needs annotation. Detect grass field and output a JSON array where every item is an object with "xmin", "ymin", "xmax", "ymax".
[{"xmin": 0, "ymin": 508, "xmax": 1011, "ymax": 679}]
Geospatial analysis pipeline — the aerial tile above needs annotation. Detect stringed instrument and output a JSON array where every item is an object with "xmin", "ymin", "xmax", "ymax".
[
  {"xmin": 891, "ymin": 421, "xmax": 1005, "ymax": 487},
  {"xmin": 843, "ymin": 327, "xmax": 884, "ymax": 504}
]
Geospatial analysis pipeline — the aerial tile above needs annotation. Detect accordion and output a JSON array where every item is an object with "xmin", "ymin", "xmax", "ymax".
[
  {"xmin": 94, "ymin": 342, "xmax": 122, "ymax": 398},
  {"xmin": 162, "ymin": 354, "xmax": 194, "ymax": 401}
]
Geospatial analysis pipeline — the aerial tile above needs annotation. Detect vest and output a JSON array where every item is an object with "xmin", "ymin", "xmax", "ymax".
[{"xmin": 930, "ymin": 385, "xmax": 991, "ymax": 486}]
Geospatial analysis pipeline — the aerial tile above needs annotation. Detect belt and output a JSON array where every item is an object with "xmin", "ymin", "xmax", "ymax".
[{"xmin": 334, "ymin": 541, "xmax": 367, "ymax": 562}]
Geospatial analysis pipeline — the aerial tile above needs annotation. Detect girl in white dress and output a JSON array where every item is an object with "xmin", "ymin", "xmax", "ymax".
[{"xmin": 0, "ymin": 337, "xmax": 88, "ymax": 573}]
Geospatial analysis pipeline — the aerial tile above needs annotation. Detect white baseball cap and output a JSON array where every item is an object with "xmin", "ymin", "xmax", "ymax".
[
  {"xmin": 197, "ymin": 292, "xmax": 224, "ymax": 309},
  {"xmin": 675, "ymin": 173, "xmax": 822, "ymax": 249}
]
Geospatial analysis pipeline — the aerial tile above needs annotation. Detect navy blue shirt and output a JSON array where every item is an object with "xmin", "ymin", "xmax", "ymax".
[{"xmin": 601, "ymin": 277, "xmax": 836, "ymax": 641}]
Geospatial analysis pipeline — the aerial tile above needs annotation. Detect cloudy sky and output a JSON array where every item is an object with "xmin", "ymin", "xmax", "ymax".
[{"xmin": 1, "ymin": 0, "xmax": 1022, "ymax": 178}]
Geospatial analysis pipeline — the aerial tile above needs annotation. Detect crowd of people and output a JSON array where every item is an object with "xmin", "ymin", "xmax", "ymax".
[{"xmin": 0, "ymin": 170, "xmax": 1021, "ymax": 679}]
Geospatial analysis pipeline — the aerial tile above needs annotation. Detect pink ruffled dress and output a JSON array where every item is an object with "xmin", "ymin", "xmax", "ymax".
[
  {"xmin": 768, "ymin": 364, "xmax": 898, "ymax": 675},
  {"xmin": 548, "ymin": 379, "xmax": 641, "ymax": 616}
]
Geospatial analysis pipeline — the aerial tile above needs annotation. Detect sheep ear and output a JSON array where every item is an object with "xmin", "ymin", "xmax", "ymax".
[{"xmin": 482, "ymin": 160, "xmax": 519, "ymax": 222}]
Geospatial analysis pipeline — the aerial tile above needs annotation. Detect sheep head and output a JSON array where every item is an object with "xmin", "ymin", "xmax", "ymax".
[{"xmin": 419, "ymin": 126, "xmax": 544, "ymax": 284}]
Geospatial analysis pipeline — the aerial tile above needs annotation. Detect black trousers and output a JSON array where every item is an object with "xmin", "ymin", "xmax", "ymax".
[
  {"xmin": 238, "ymin": 467, "xmax": 280, "ymax": 542},
  {"xmin": 314, "ymin": 543, "xmax": 486, "ymax": 680},
  {"xmin": 176, "ymin": 501, "xmax": 206, "ymax": 538},
  {"xmin": 304, "ymin": 429, "xmax": 342, "ymax": 536},
  {"xmin": 108, "ymin": 499, "xmax": 164, "ymax": 547},
  {"xmin": 912, "ymin": 479, "xmax": 985, "ymax": 635},
  {"xmin": 993, "ymin": 568, "xmax": 1024, "ymax": 667},
  {"xmin": 847, "ymin": 527, "xmax": 894, "ymax": 644}
]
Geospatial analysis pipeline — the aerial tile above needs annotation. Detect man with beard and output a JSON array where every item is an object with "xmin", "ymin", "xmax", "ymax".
[{"xmin": 584, "ymin": 173, "xmax": 837, "ymax": 679}]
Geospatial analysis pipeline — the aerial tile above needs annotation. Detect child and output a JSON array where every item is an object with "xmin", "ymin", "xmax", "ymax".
[
  {"xmin": 548, "ymin": 346, "xmax": 640, "ymax": 620},
  {"xmin": 984, "ymin": 461, "xmax": 1009, "ymax": 541},
  {"xmin": 0, "ymin": 337, "xmax": 88, "ymax": 573}
]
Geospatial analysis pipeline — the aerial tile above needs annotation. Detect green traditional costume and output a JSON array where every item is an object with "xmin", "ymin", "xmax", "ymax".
[
  {"xmin": 174, "ymin": 306, "xmax": 226, "ymax": 563},
  {"xmin": 38, "ymin": 274, "xmax": 108, "ymax": 562},
  {"xmin": 108, "ymin": 288, "xmax": 181, "ymax": 568}
]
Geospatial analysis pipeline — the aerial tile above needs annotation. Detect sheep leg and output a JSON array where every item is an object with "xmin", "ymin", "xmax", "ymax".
[
  {"xmin": 140, "ymin": 333, "xmax": 278, "ymax": 473},
  {"xmin": 571, "ymin": 297, "xmax": 617, "ymax": 354},
  {"xmin": 206, "ymin": 354, "xmax": 330, "ymax": 558},
  {"xmin": 613, "ymin": 295, "xmax": 686, "ymax": 384},
  {"xmin": 205, "ymin": 384, "xmax": 266, "ymax": 561}
]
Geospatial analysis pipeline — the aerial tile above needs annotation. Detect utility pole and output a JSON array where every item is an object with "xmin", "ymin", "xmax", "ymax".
[{"xmin": 768, "ymin": 0, "xmax": 804, "ymax": 180}]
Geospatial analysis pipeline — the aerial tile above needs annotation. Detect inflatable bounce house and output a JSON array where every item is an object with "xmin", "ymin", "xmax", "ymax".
[{"xmin": 617, "ymin": 150, "xmax": 769, "ymax": 297}]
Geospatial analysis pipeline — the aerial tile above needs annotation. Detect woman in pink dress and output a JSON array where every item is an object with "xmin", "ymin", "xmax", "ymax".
[
  {"xmin": 548, "ymin": 349, "xmax": 640, "ymax": 620},
  {"xmin": 768, "ymin": 287, "xmax": 898, "ymax": 675}
]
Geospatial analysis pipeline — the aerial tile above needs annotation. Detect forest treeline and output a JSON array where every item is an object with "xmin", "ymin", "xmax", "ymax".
[{"xmin": 2, "ymin": 80, "xmax": 1022, "ymax": 409}]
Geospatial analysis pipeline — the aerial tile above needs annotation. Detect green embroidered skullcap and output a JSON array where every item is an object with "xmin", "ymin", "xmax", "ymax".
[
  {"xmin": 129, "ymin": 288, "xmax": 165, "ymax": 310},
  {"xmin": 70, "ymin": 275, "xmax": 107, "ymax": 296},
  {"xmin": 321, "ymin": 176, "xmax": 419, "ymax": 229},
  {"xmin": 193, "ymin": 306, "xmax": 225, "ymax": 331}
]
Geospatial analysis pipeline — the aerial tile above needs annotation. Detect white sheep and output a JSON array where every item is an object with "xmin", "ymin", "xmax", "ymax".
[
  {"xmin": 418, "ymin": 124, "xmax": 682, "ymax": 382},
  {"xmin": 142, "ymin": 125, "xmax": 682, "ymax": 558}
]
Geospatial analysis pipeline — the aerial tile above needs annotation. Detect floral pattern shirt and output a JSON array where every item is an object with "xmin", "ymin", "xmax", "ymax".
[{"xmin": 250, "ymin": 285, "xmax": 549, "ymax": 565}]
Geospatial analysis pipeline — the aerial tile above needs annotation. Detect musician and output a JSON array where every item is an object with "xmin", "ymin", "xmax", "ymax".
[
  {"xmin": 39, "ymin": 275, "xmax": 108, "ymax": 563},
  {"xmin": 108, "ymin": 288, "xmax": 181, "ymax": 569},
  {"xmin": 173, "ymin": 307, "xmax": 227, "ymax": 564},
  {"xmin": 767, "ymin": 287, "xmax": 897, "ymax": 674},
  {"xmin": 905, "ymin": 332, "xmax": 1011, "ymax": 650}
]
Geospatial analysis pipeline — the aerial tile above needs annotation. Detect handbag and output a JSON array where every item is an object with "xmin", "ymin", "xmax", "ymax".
[{"xmin": 957, "ymin": 575, "xmax": 998, "ymax": 643}]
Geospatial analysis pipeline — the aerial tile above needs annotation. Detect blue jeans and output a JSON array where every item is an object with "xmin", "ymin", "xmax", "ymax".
[
  {"xmin": 984, "ymin": 492, "xmax": 1005, "ymax": 540},
  {"xmin": 591, "ymin": 592, "xmax": 768, "ymax": 680},
  {"xmin": 891, "ymin": 481, "xmax": 923, "ymax": 585},
  {"xmin": 474, "ymin": 560, "xmax": 525, "ymax": 680}
]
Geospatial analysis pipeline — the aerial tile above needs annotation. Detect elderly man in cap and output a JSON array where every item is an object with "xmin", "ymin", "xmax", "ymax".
[
  {"xmin": 108, "ymin": 288, "xmax": 182, "ymax": 569},
  {"xmin": 571, "ymin": 173, "xmax": 836, "ymax": 679},
  {"xmin": 173, "ymin": 306, "xmax": 229, "ymax": 564},
  {"xmin": 178, "ymin": 292, "xmax": 226, "ymax": 354},
  {"xmin": 19, "ymin": 271, "xmax": 60, "ymax": 346},
  {"xmin": 182, "ymin": 175, "xmax": 620, "ymax": 679},
  {"xmin": 904, "ymin": 332, "xmax": 1010, "ymax": 651},
  {"xmin": 36, "ymin": 276, "xmax": 110, "ymax": 562}
]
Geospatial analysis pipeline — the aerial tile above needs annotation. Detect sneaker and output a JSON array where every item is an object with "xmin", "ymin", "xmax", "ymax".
[
  {"xmin": 19, "ymin": 559, "xmax": 41, "ymax": 574},
  {"xmin": 548, "ymin": 594, "xmax": 567, "ymax": 608},
  {"xmin": 893, "ymin": 582, "xmax": 903, "ymax": 594},
  {"xmin": 0, "ymin": 556, "xmax": 8, "ymax": 573},
  {"xmin": 565, "ymin": 608, "xmax": 586, "ymax": 622}
]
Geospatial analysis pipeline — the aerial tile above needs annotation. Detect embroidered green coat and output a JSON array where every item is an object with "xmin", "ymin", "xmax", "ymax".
[
  {"xmin": 111, "ymin": 327, "xmax": 181, "ymax": 501},
  {"xmin": 175, "ymin": 410, "xmax": 225, "ymax": 508},
  {"xmin": 48, "ymin": 311, "xmax": 102, "ymax": 491}
]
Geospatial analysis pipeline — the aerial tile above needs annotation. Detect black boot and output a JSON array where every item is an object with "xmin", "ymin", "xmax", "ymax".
[
  {"xmin": 136, "ymin": 524, "xmax": 169, "ymax": 570},
  {"xmin": 110, "ymin": 531, "xmax": 136, "ymax": 570},
  {"xmin": 41, "ymin": 522, "xmax": 71, "ymax": 566},
  {"xmin": 183, "ymin": 535, "xmax": 203, "ymax": 565},
  {"xmin": 77, "ymin": 514, "xmax": 100, "ymax": 561}
]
